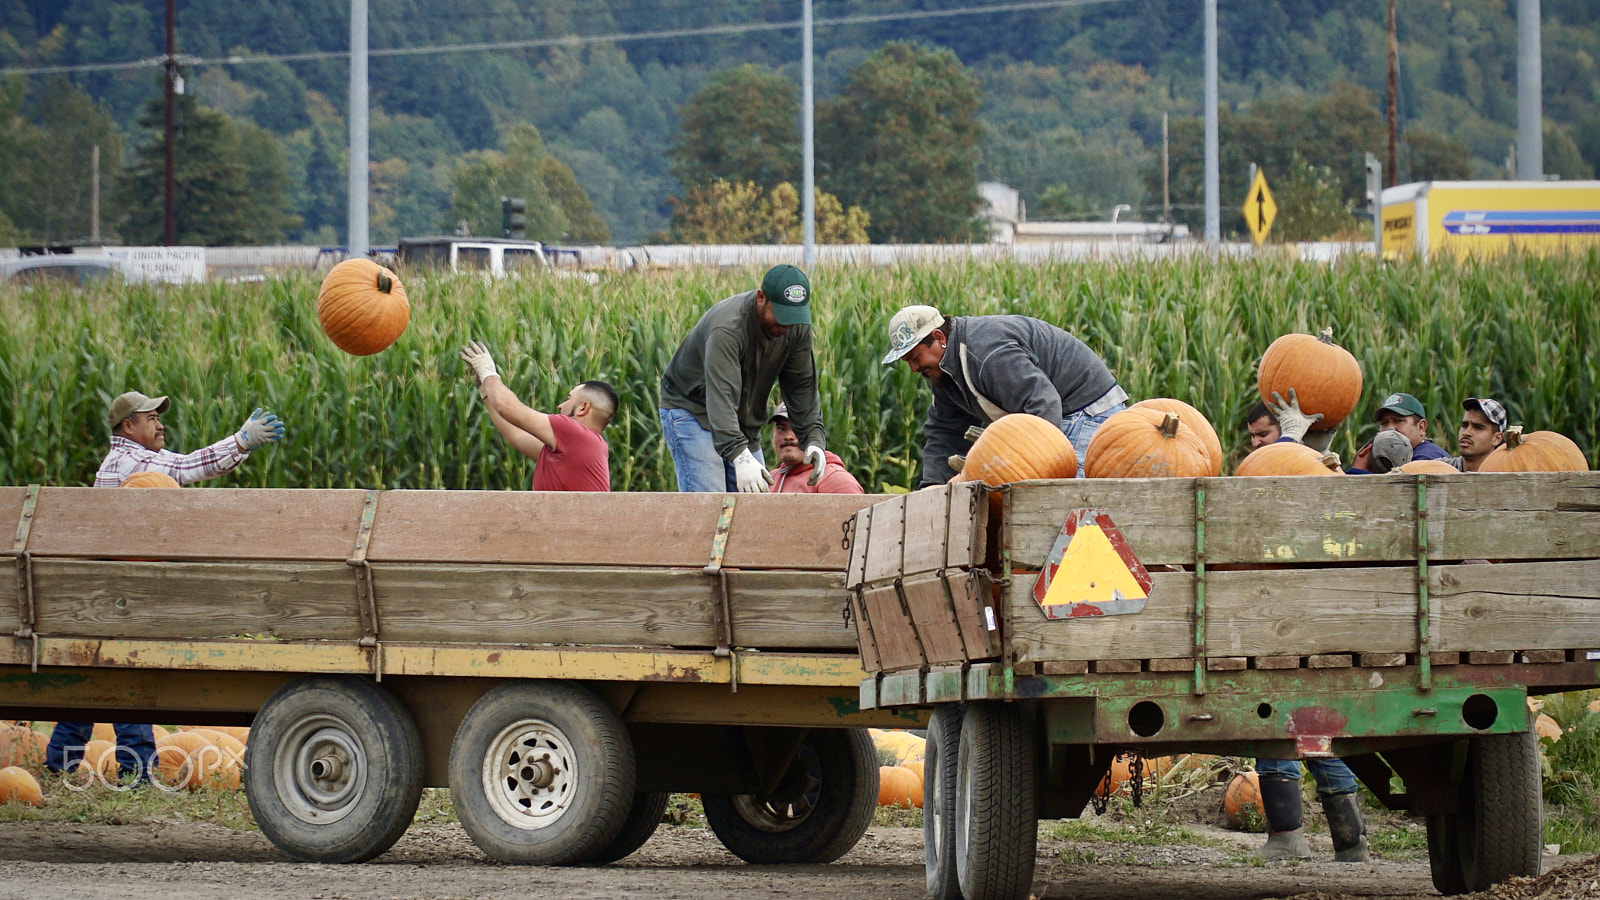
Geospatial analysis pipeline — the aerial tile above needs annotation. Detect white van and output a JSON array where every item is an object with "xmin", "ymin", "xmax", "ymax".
[{"xmin": 397, "ymin": 237, "xmax": 549, "ymax": 276}]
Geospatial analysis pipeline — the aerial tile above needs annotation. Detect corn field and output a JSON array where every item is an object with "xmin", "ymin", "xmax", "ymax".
[{"xmin": 1, "ymin": 251, "xmax": 1595, "ymax": 492}]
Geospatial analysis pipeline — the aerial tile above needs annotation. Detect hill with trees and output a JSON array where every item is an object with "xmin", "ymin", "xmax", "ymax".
[{"xmin": 1, "ymin": 0, "xmax": 1596, "ymax": 246}]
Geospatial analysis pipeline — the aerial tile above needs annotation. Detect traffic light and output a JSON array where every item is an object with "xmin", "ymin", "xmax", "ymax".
[
  {"xmin": 1364, "ymin": 153, "xmax": 1383, "ymax": 211},
  {"xmin": 501, "ymin": 197, "xmax": 526, "ymax": 239}
]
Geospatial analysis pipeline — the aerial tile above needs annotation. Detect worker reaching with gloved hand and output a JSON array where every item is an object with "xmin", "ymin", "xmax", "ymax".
[
  {"xmin": 93, "ymin": 390, "xmax": 286, "ymax": 487},
  {"xmin": 658, "ymin": 264, "xmax": 827, "ymax": 493}
]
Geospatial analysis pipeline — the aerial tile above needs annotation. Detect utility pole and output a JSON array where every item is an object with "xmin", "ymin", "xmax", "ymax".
[
  {"xmin": 163, "ymin": 0, "xmax": 176, "ymax": 246},
  {"xmin": 1387, "ymin": 0, "xmax": 1398, "ymax": 187},
  {"xmin": 1517, "ymin": 0, "xmax": 1543, "ymax": 179},
  {"xmin": 91, "ymin": 145, "xmax": 100, "ymax": 244},
  {"xmin": 348, "ymin": 0, "xmax": 370, "ymax": 259},
  {"xmin": 1161, "ymin": 112, "xmax": 1170, "ymax": 223},
  {"xmin": 802, "ymin": 0, "xmax": 815, "ymax": 267},
  {"xmin": 1203, "ymin": 0, "xmax": 1219, "ymax": 245}
]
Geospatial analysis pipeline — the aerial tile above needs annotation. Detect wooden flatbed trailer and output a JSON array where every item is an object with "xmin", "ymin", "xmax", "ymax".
[
  {"xmin": 1, "ymin": 486, "xmax": 919, "ymax": 866},
  {"xmin": 845, "ymin": 473, "xmax": 1600, "ymax": 900}
]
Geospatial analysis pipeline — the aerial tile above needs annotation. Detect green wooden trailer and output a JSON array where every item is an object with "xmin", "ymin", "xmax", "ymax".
[
  {"xmin": 844, "ymin": 473, "xmax": 1600, "ymax": 900},
  {"xmin": 2, "ymin": 486, "xmax": 918, "ymax": 867}
]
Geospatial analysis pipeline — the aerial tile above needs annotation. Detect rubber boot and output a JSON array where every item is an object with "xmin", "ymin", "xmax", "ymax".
[
  {"xmin": 1254, "ymin": 775, "xmax": 1312, "ymax": 860},
  {"xmin": 1321, "ymin": 791, "xmax": 1371, "ymax": 862}
]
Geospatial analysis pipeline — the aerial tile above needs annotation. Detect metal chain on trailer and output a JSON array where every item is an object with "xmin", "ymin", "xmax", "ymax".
[{"xmin": 1089, "ymin": 751, "xmax": 1148, "ymax": 815}]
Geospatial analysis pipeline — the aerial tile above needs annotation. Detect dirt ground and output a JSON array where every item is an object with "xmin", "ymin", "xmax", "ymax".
[{"xmin": 0, "ymin": 817, "xmax": 1593, "ymax": 900}]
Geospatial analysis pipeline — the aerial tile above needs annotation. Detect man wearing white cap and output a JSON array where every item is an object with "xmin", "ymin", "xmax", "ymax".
[
  {"xmin": 93, "ymin": 390, "xmax": 286, "ymax": 487},
  {"xmin": 881, "ymin": 306, "xmax": 1124, "ymax": 486}
]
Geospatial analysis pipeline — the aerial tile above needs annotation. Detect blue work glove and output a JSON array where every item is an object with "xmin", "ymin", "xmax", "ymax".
[{"xmin": 236, "ymin": 408, "xmax": 286, "ymax": 451}]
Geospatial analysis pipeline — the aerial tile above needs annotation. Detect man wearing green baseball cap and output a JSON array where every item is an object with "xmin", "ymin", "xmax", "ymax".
[
  {"xmin": 659, "ymin": 264, "xmax": 827, "ymax": 492},
  {"xmin": 1351, "ymin": 391, "xmax": 1450, "ymax": 471}
]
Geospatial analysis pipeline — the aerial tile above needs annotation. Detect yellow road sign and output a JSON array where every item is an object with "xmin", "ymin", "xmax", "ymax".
[{"xmin": 1242, "ymin": 169, "xmax": 1277, "ymax": 245}]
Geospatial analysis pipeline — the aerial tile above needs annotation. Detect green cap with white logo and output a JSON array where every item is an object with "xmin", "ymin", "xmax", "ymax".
[{"xmin": 760, "ymin": 264, "xmax": 812, "ymax": 326}]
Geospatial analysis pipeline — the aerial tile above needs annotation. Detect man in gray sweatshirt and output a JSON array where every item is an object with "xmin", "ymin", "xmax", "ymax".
[
  {"xmin": 659, "ymin": 264, "xmax": 827, "ymax": 492},
  {"xmin": 883, "ymin": 305, "xmax": 1125, "ymax": 487}
]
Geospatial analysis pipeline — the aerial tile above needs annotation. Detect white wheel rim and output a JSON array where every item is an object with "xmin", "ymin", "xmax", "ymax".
[
  {"xmin": 481, "ymin": 717, "xmax": 579, "ymax": 830},
  {"xmin": 274, "ymin": 714, "xmax": 365, "ymax": 825}
]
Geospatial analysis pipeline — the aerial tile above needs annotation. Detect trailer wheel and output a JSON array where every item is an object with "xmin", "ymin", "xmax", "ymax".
[
  {"xmin": 1426, "ymin": 813, "xmax": 1468, "ymax": 895},
  {"xmin": 448, "ymin": 681, "xmax": 636, "ymax": 865},
  {"xmin": 1456, "ymin": 730, "xmax": 1543, "ymax": 891},
  {"xmin": 244, "ymin": 675, "xmax": 423, "ymax": 864},
  {"xmin": 955, "ymin": 702, "xmax": 1037, "ymax": 900},
  {"xmin": 924, "ymin": 705, "xmax": 965, "ymax": 900},
  {"xmin": 579, "ymin": 791, "xmax": 670, "ymax": 864},
  {"xmin": 701, "ymin": 727, "xmax": 877, "ymax": 864}
]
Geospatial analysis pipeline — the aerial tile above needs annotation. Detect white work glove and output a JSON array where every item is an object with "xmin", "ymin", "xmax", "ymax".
[
  {"xmin": 733, "ymin": 448, "xmax": 772, "ymax": 493},
  {"xmin": 1266, "ymin": 389, "xmax": 1323, "ymax": 444},
  {"xmin": 459, "ymin": 340, "xmax": 499, "ymax": 388},
  {"xmin": 235, "ymin": 408, "xmax": 286, "ymax": 451},
  {"xmin": 804, "ymin": 445, "xmax": 826, "ymax": 486}
]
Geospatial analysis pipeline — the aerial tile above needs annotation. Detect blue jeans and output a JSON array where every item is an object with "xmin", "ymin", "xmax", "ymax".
[
  {"xmin": 47, "ymin": 721, "xmax": 156, "ymax": 784},
  {"xmin": 1256, "ymin": 757, "xmax": 1361, "ymax": 797},
  {"xmin": 659, "ymin": 407, "xmax": 764, "ymax": 492},
  {"xmin": 1062, "ymin": 402, "xmax": 1125, "ymax": 477}
]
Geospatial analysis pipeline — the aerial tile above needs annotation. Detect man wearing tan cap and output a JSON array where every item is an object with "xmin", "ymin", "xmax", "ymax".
[
  {"xmin": 882, "ymin": 305, "xmax": 1124, "ymax": 486},
  {"xmin": 93, "ymin": 390, "xmax": 287, "ymax": 487}
]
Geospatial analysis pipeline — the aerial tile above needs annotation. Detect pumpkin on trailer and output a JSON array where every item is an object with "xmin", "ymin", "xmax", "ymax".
[
  {"xmin": 1131, "ymin": 398, "xmax": 1223, "ymax": 476},
  {"xmin": 1235, "ymin": 441, "xmax": 1343, "ymax": 477},
  {"xmin": 1084, "ymin": 408, "xmax": 1212, "ymax": 478},
  {"xmin": 877, "ymin": 765, "xmax": 923, "ymax": 809},
  {"xmin": 1256, "ymin": 328, "xmax": 1363, "ymax": 430},
  {"xmin": 1478, "ymin": 427, "xmax": 1589, "ymax": 473},
  {"xmin": 0, "ymin": 765, "xmax": 43, "ymax": 807},
  {"xmin": 316, "ymin": 258, "xmax": 410, "ymax": 356},
  {"xmin": 950, "ymin": 413, "xmax": 1077, "ymax": 486},
  {"xmin": 1398, "ymin": 459, "xmax": 1459, "ymax": 475},
  {"xmin": 119, "ymin": 471, "xmax": 180, "ymax": 488}
]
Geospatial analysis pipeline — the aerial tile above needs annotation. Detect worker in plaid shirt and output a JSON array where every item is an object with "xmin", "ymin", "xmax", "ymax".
[{"xmin": 93, "ymin": 390, "xmax": 286, "ymax": 487}]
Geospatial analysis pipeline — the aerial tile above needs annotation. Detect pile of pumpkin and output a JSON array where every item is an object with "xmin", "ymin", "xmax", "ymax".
[
  {"xmin": 0, "ymin": 721, "xmax": 250, "ymax": 806},
  {"xmin": 873, "ymin": 728, "xmax": 927, "ymax": 809},
  {"xmin": 950, "ymin": 328, "xmax": 1587, "ymax": 482}
]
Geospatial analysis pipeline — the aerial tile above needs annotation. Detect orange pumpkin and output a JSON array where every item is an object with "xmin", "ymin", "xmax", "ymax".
[
  {"xmin": 1095, "ymin": 754, "xmax": 1178, "ymax": 798},
  {"xmin": 1478, "ymin": 427, "xmax": 1589, "ymax": 473},
  {"xmin": 1084, "ymin": 409, "xmax": 1212, "ymax": 478},
  {"xmin": 957, "ymin": 414, "xmax": 1077, "ymax": 486},
  {"xmin": 78, "ymin": 740, "xmax": 121, "ymax": 781},
  {"xmin": 316, "ymin": 258, "xmax": 410, "ymax": 356},
  {"xmin": 1223, "ymin": 771, "xmax": 1265, "ymax": 829},
  {"xmin": 1398, "ymin": 459, "xmax": 1459, "ymax": 475},
  {"xmin": 1235, "ymin": 441, "xmax": 1343, "ymax": 477},
  {"xmin": 0, "ymin": 766, "xmax": 43, "ymax": 807},
  {"xmin": 877, "ymin": 764, "xmax": 923, "ymax": 809},
  {"xmin": 1257, "ymin": 328, "xmax": 1363, "ymax": 430},
  {"xmin": 1131, "ymin": 398, "xmax": 1222, "ymax": 476},
  {"xmin": 154, "ymin": 731, "xmax": 222, "ymax": 791},
  {"xmin": 119, "ymin": 471, "xmax": 180, "ymax": 488},
  {"xmin": 0, "ymin": 723, "xmax": 48, "ymax": 770}
]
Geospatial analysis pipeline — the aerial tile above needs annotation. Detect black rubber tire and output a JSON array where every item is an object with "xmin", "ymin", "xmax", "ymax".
[
  {"xmin": 1426, "ymin": 813, "xmax": 1469, "ymax": 895},
  {"xmin": 448, "ymin": 681, "xmax": 636, "ymax": 865},
  {"xmin": 243, "ymin": 675, "xmax": 424, "ymax": 864},
  {"xmin": 580, "ymin": 791, "xmax": 670, "ymax": 864},
  {"xmin": 955, "ymin": 702, "xmax": 1037, "ymax": 900},
  {"xmin": 924, "ymin": 705, "xmax": 965, "ymax": 900},
  {"xmin": 1457, "ymin": 729, "xmax": 1543, "ymax": 891},
  {"xmin": 702, "ymin": 727, "xmax": 877, "ymax": 864}
]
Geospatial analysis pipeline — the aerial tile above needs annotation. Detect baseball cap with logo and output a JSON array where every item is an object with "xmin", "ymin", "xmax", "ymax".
[
  {"xmin": 1374, "ymin": 391, "xmax": 1426, "ymax": 420},
  {"xmin": 1462, "ymin": 397, "xmax": 1508, "ymax": 432},
  {"xmin": 760, "ymin": 264, "xmax": 812, "ymax": 326},
  {"xmin": 1369, "ymin": 429, "xmax": 1414, "ymax": 474},
  {"xmin": 769, "ymin": 402, "xmax": 790, "ymax": 423},
  {"xmin": 107, "ymin": 391, "xmax": 170, "ymax": 430},
  {"xmin": 881, "ymin": 305, "xmax": 944, "ymax": 365}
]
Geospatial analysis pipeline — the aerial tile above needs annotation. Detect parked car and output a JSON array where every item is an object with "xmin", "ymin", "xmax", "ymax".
[
  {"xmin": 396, "ymin": 237, "xmax": 598, "ymax": 283},
  {"xmin": 0, "ymin": 254, "xmax": 145, "ymax": 287}
]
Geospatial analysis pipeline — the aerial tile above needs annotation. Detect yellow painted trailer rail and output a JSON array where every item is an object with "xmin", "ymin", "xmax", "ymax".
[{"xmin": 2, "ymin": 486, "xmax": 918, "ymax": 867}]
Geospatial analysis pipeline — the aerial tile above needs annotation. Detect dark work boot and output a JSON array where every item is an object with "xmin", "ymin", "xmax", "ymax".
[
  {"xmin": 1254, "ymin": 775, "xmax": 1312, "ymax": 860},
  {"xmin": 1321, "ymin": 791, "xmax": 1371, "ymax": 862}
]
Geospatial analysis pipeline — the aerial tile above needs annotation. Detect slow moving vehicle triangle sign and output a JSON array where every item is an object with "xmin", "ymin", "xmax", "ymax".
[{"xmin": 1032, "ymin": 509, "xmax": 1153, "ymax": 619}]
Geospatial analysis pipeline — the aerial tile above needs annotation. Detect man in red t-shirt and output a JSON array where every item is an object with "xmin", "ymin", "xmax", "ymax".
[
  {"xmin": 460, "ymin": 341, "xmax": 616, "ymax": 491},
  {"xmin": 766, "ymin": 404, "xmax": 864, "ymax": 494}
]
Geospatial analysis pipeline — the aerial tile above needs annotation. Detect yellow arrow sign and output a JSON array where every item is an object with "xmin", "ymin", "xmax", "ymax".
[{"xmin": 1242, "ymin": 169, "xmax": 1277, "ymax": 245}]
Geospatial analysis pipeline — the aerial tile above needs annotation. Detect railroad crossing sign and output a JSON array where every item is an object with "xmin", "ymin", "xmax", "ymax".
[
  {"xmin": 1032, "ymin": 509, "xmax": 1152, "ymax": 619},
  {"xmin": 1242, "ymin": 168, "xmax": 1277, "ymax": 245}
]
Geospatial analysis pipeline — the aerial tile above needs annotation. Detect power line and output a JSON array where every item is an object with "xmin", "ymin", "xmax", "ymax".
[{"xmin": 1, "ymin": 0, "xmax": 1126, "ymax": 76}]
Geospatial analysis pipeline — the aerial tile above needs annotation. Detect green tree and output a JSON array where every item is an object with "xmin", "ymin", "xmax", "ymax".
[
  {"xmin": 539, "ymin": 155, "xmax": 611, "ymax": 243},
  {"xmin": 668, "ymin": 180, "xmax": 868, "ymax": 244},
  {"xmin": 0, "ymin": 77, "xmax": 123, "ymax": 245},
  {"xmin": 116, "ymin": 87, "xmax": 296, "ymax": 245},
  {"xmin": 669, "ymin": 65, "xmax": 799, "ymax": 192},
  {"xmin": 1544, "ymin": 122, "xmax": 1596, "ymax": 180},
  {"xmin": 1402, "ymin": 129, "xmax": 1473, "ymax": 182},
  {"xmin": 443, "ymin": 124, "xmax": 610, "ymax": 242},
  {"xmin": 819, "ymin": 42, "xmax": 984, "ymax": 242},
  {"xmin": 1270, "ymin": 154, "xmax": 1357, "ymax": 242}
]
